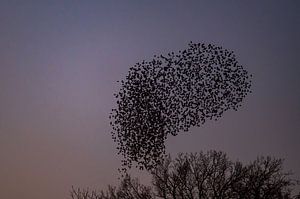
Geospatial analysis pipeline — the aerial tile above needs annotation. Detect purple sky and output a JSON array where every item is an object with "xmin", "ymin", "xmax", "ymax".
[{"xmin": 0, "ymin": 1, "xmax": 299, "ymax": 198}]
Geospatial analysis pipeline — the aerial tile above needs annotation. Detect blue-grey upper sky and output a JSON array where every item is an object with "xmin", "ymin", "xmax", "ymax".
[{"xmin": 0, "ymin": 1, "xmax": 299, "ymax": 198}]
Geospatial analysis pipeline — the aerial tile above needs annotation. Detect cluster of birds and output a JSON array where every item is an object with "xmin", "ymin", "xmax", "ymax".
[{"xmin": 110, "ymin": 42, "xmax": 252, "ymax": 172}]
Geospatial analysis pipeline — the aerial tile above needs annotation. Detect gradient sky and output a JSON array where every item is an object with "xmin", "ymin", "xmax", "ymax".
[{"xmin": 0, "ymin": 1, "xmax": 299, "ymax": 198}]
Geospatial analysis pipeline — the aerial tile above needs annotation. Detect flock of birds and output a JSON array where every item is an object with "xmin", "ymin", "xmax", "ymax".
[{"xmin": 110, "ymin": 42, "xmax": 252, "ymax": 172}]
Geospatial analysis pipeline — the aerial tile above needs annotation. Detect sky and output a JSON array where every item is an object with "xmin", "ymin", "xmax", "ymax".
[{"xmin": 0, "ymin": 1, "xmax": 299, "ymax": 198}]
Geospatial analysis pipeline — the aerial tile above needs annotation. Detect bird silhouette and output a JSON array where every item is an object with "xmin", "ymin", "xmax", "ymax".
[{"xmin": 110, "ymin": 42, "xmax": 252, "ymax": 172}]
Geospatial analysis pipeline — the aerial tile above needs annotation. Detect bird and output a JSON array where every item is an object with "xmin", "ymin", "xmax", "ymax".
[{"xmin": 110, "ymin": 42, "xmax": 252, "ymax": 173}]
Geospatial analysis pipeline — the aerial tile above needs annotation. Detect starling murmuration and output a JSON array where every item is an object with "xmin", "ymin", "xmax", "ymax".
[{"xmin": 110, "ymin": 42, "xmax": 252, "ymax": 172}]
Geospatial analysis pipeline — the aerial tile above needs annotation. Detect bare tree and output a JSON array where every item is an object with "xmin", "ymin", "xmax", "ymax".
[
  {"xmin": 70, "ymin": 175, "xmax": 153, "ymax": 199},
  {"xmin": 152, "ymin": 151, "xmax": 247, "ymax": 199},
  {"xmin": 151, "ymin": 151, "xmax": 298, "ymax": 199},
  {"xmin": 70, "ymin": 150, "xmax": 299, "ymax": 199},
  {"xmin": 239, "ymin": 156, "xmax": 296, "ymax": 199}
]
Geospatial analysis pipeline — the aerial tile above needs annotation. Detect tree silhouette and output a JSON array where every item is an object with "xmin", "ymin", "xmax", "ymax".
[
  {"xmin": 151, "ymin": 151, "xmax": 299, "ymax": 199},
  {"xmin": 110, "ymin": 42, "xmax": 252, "ymax": 171},
  {"xmin": 70, "ymin": 175, "xmax": 153, "ymax": 199},
  {"xmin": 70, "ymin": 151, "xmax": 300, "ymax": 199}
]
